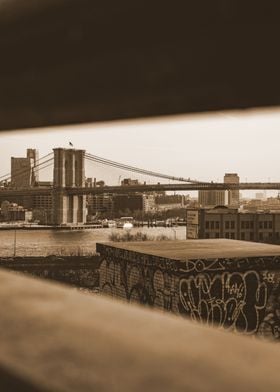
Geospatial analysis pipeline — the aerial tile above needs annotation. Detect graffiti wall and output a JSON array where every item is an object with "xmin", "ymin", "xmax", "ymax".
[{"xmin": 96, "ymin": 243, "xmax": 280, "ymax": 339}]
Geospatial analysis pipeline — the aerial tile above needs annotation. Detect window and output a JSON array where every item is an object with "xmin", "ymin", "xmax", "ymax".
[
  {"xmin": 225, "ymin": 232, "xmax": 230, "ymax": 238},
  {"xmin": 250, "ymin": 232, "xmax": 254, "ymax": 241},
  {"xmin": 259, "ymin": 232, "xmax": 263, "ymax": 241},
  {"xmin": 210, "ymin": 221, "xmax": 214, "ymax": 229},
  {"xmin": 241, "ymin": 221, "xmax": 245, "ymax": 229},
  {"xmin": 245, "ymin": 221, "xmax": 250, "ymax": 229},
  {"xmin": 215, "ymin": 221, "xmax": 219, "ymax": 229},
  {"xmin": 269, "ymin": 221, "xmax": 273, "ymax": 229},
  {"xmin": 241, "ymin": 232, "xmax": 245, "ymax": 240},
  {"xmin": 215, "ymin": 232, "xmax": 219, "ymax": 238},
  {"xmin": 264, "ymin": 221, "xmax": 268, "ymax": 229},
  {"xmin": 206, "ymin": 221, "xmax": 209, "ymax": 229},
  {"xmin": 250, "ymin": 221, "xmax": 254, "ymax": 229},
  {"xmin": 230, "ymin": 232, "xmax": 235, "ymax": 239},
  {"xmin": 225, "ymin": 221, "xmax": 230, "ymax": 229},
  {"xmin": 231, "ymin": 221, "xmax": 235, "ymax": 229},
  {"xmin": 259, "ymin": 222, "xmax": 263, "ymax": 229}
]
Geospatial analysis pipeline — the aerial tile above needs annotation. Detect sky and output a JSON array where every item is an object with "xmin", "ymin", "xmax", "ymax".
[{"xmin": 1, "ymin": 107, "xmax": 280, "ymax": 196}]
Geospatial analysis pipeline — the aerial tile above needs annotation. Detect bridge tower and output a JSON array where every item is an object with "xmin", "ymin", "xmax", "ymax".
[{"xmin": 52, "ymin": 148, "xmax": 87, "ymax": 225}]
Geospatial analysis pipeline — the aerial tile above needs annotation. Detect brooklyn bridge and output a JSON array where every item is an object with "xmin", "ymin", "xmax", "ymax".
[{"xmin": 1, "ymin": 147, "xmax": 280, "ymax": 225}]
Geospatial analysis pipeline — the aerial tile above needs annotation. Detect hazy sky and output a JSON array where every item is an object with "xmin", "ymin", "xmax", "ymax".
[{"xmin": 1, "ymin": 107, "xmax": 280, "ymax": 191}]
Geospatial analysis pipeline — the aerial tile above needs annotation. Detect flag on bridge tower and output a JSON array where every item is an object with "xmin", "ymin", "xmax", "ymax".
[{"xmin": 69, "ymin": 141, "xmax": 73, "ymax": 147}]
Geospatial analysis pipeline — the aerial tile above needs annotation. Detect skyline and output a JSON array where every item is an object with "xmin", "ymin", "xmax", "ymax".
[{"xmin": 1, "ymin": 107, "xmax": 280, "ymax": 192}]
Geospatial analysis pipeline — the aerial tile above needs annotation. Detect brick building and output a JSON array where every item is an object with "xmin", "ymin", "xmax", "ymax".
[
  {"xmin": 0, "ymin": 201, "xmax": 32, "ymax": 222},
  {"xmin": 113, "ymin": 193, "xmax": 155, "ymax": 215},
  {"xmin": 198, "ymin": 172, "xmax": 240, "ymax": 208},
  {"xmin": 198, "ymin": 190, "xmax": 225, "ymax": 208},
  {"xmin": 194, "ymin": 206, "xmax": 280, "ymax": 243},
  {"xmin": 224, "ymin": 173, "xmax": 240, "ymax": 207},
  {"xmin": 87, "ymin": 194, "xmax": 113, "ymax": 215}
]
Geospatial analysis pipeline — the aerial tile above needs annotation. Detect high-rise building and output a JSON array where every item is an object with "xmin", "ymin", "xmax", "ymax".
[
  {"xmin": 143, "ymin": 194, "xmax": 156, "ymax": 213},
  {"xmin": 224, "ymin": 173, "xmax": 240, "ymax": 207},
  {"xmin": 198, "ymin": 190, "xmax": 225, "ymax": 208},
  {"xmin": 11, "ymin": 149, "xmax": 39, "ymax": 188},
  {"xmin": 198, "ymin": 173, "xmax": 240, "ymax": 208},
  {"xmin": 32, "ymin": 194, "xmax": 53, "ymax": 224},
  {"xmin": 87, "ymin": 194, "xmax": 113, "ymax": 215},
  {"xmin": 113, "ymin": 194, "xmax": 144, "ymax": 215},
  {"xmin": 112, "ymin": 193, "xmax": 156, "ymax": 215}
]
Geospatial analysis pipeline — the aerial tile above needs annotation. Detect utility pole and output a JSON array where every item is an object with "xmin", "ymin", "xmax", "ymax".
[{"xmin": 13, "ymin": 228, "xmax": 17, "ymax": 257}]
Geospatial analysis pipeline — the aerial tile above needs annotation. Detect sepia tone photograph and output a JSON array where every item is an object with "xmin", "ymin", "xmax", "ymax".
[{"xmin": 1, "ymin": 1, "xmax": 280, "ymax": 391}]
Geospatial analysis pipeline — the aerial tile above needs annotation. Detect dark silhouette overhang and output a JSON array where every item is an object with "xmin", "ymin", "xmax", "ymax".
[{"xmin": 0, "ymin": 0, "xmax": 280, "ymax": 130}]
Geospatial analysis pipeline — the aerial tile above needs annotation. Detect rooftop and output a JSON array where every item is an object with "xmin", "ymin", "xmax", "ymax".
[{"xmin": 101, "ymin": 239, "xmax": 280, "ymax": 260}]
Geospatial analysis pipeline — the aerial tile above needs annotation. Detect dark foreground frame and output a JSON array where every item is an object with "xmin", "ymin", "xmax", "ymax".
[{"xmin": 0, "ymin": 0, "xmax": 280, "ymax": 130}]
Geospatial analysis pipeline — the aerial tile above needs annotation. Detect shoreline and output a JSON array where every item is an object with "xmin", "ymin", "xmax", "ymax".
[
  {"xmin": 0, "ymin": 223, "xmax": 185, "ymax": 231},
  {"xmin": 0, "ymin": 224, "xmax": 104, "ymax": 231}
]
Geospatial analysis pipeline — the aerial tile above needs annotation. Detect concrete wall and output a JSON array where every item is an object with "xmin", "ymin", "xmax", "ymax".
[
  {"xmin": 97, "ymin": 243, "xmax": 280, "ymax": 339},
  {"xmin": 0, "ymin": 255, "xmax": 100, "ymax": 290}
]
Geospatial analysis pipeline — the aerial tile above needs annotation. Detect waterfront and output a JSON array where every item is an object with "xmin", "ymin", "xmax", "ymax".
[{"xmin": 0, "ymin": 226, "xmax": 186, "ymax": 257}]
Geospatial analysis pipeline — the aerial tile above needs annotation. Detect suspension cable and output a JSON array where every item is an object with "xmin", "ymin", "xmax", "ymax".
[{"xmin": 85, "ymin": 152, "xmax": 205, "ymax": 184}]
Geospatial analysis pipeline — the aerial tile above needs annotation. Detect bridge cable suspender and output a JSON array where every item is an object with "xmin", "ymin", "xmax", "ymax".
[{"xmin": 85, "ymin": 153, "xmax": 207, "ymax": 184}]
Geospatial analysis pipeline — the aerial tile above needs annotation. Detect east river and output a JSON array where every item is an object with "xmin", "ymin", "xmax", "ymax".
[{"xmin": 0, "ymin": 226, "xmax": 186, "ymax": 257}]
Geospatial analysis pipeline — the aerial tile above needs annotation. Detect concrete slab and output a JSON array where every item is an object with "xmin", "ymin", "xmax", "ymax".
[
  {"xmin": 100, "ymin": 239, "xmax": 280, "ymax": 260},
  {"xmin": 2, "ymin": 269, "xmax": 280, "ymax": 391}
]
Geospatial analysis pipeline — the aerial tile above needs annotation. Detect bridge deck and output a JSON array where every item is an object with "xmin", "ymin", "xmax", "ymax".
[{"xmin": 2, "ymin": 182, "xmax": 280, "ymax": 198}]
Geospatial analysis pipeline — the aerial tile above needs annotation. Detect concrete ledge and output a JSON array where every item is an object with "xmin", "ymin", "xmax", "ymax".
[{"xmin": 1, "ymin": 269, "xmax": 280, "ymax": 391}]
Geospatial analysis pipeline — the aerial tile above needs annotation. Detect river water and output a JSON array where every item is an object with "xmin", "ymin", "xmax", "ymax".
[{"xmin": 0, "ymin": 227, "xmax": 186, "ymax": 257}]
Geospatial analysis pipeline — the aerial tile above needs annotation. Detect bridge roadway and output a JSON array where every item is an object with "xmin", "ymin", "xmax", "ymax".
[
  {"xmin": 69, "ymin": 183, "xmax": 280, "ymax": 194},
  {"xmin": 1, "ymin": 182, "xmax": 280, "ymax": 197}
]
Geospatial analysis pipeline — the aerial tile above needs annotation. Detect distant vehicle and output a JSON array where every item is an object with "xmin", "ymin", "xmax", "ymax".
[
  {"xmin": 155, "ymin": 220, "xmax": 165, "ymax": 227},
  {"xmin": 120, "ymin": 217, "xmax": 134, "ymax": 222},
  {"xmin": 166, "ymin": 218, "xmax": 177, "ymax": 227},
  {"xmin": 102, "ymin": 220, "xmax": 117, "ymax": 228},
  {"xmin": 117, "ymin": 217, "xmax": 134, "ymax": 229},
  {"xmin": 123, "ymin": 222, "xmax": 133, "ymax": 230},
  {"xmin": 108, "ymin": 220, "xmax": 117, "ymax": 228}
]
